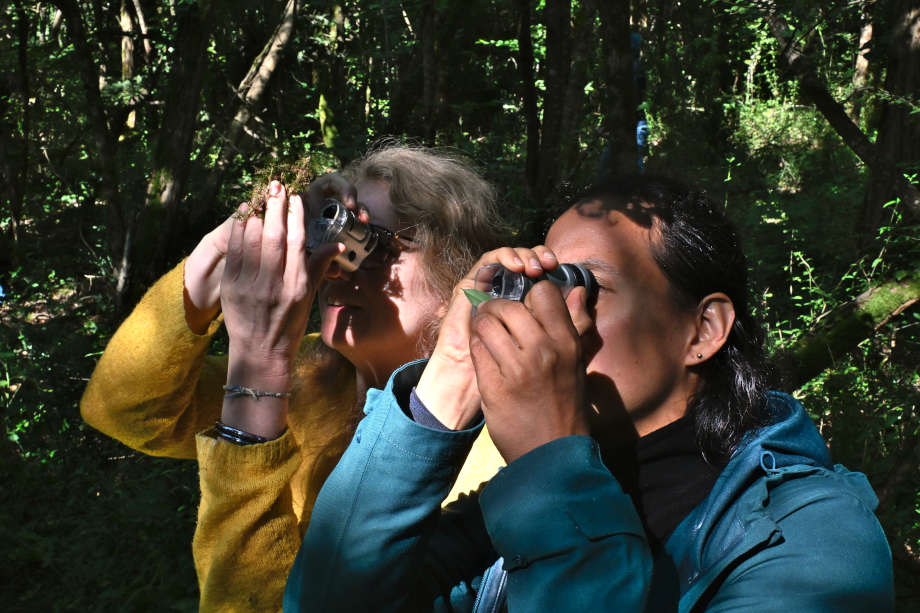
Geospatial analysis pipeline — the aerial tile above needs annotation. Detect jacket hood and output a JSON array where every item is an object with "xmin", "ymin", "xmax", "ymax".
[
  {"xmin": 694, "ymin": 391, "xmax": 832, "ymax": 524},
  {"xmin": 664, "ymin": 391, "xmax": 878, "ymax": 604}
]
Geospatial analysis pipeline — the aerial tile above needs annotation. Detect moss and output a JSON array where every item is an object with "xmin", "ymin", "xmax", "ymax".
[
  {"xmin": 234, "ymin": 156, "xmax": 321, "ymax": 221},
  {"xmin": 780, "ymin": 273, "xmax": 920, "ymax": 389}
]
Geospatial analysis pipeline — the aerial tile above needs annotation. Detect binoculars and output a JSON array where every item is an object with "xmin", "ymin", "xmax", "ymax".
[
  {"xmin": 306, "ymin": 198, "xmax": 386, "ymax": 272},
  {"xmin": 307, "ymin": 199, "xmax": 597, "ymax": 305},
  {"xmin": 474, "ymin": 263, "xmax": 597, "ymax": 302}
]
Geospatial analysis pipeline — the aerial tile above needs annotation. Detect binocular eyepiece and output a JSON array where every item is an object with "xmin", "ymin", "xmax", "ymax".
[
  {"xmin": 306, "ymin": 198, "xmax": 383, "ymax": 272},
  {"xmin": 306, "ymin": 199, "xmax": 597, "ymax": 305},
  {"xmin": 475, "ymin": 263, "xmax": 597, "ymax": 302}
]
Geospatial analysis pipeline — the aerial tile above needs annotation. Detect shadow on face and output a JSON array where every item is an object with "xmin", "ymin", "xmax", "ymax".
[{"xmin": 585, "ymin": 371, "xmax": 638, "ymax": 467}]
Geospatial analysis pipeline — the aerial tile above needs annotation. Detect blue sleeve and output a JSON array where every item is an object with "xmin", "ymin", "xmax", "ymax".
[
  {"xmin": 283, "ymin": 360, "xmax": 492, "ymax": 612},
  {"xmin": 480, "ymin": 436, "xmax": 653, "ymax": 610},
  {"xmin": 285, "ymin": 361, "xmax": 654, "ymax": 612}
]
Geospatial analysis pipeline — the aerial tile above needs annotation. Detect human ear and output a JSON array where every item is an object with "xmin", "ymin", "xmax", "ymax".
[{"xmin": 686, "ymin": 293, "xmax": 735, "ymax": 365}]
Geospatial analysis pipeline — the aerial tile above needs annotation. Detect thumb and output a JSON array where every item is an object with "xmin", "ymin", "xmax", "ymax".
[
  {"xmin": 565, "ymin": 286, "xmax": 594, "ymax": 336},
  {"xmin": 307, "ymin": 242, "xmax": 346, "ymax": 286},
  {"xmin": 429, "ymin": 276, "xmax": 477, "ymax": 363}
]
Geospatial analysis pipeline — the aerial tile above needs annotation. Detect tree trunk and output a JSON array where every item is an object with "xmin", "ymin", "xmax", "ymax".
[
  {"xmin": 772, "ymin": 272, "xmax": 920, "ymax": 391},
  {"xmin": 421, "ymin": 0, "xmax": 437, "ymax": 142},
  {"xmin": 536, "ymin": 0, "xmax": 573, "ymax": 199},
  {"xmin": 54, "ymin": 0, "xmax": 127, "ymax": 306},
  {"xmin": 765, "ymin": 8, "xmax": 920, "ymax": 225},
  {"xmin": 558, "ymin": 1, "xmax": 597, "ymax": 173},
  {"xmin": 130, "ymin": 0, "xmax": 152, "ymax": 59},
  {"xmin": 864, "ymin": 0, "xmax": 920, "ymax": 233},
  {"xmin": 202, "ymin": 0, "xmax": 298, "ymax": 211},
  {"xmin": 849, "ymin": 6, "xmax": 874, "ymax": 121},
  {"xmin": 120, "ymin": 0, "xmax": 136, "ymax": 129},
  {"xmin": 137, "ymin": 0, "xmax": 216, "ymax": 286},
  {"xmin": 50, "ymin": 7, "xmax": 63, "ymax": 41},
  {"xmin": 318, "ymin": 3, "xmax": 347, "ymax": 156},
  {"xmin": 594, "ymin": 0, "xmax": 637, "ymax": 178},
  {"xmin": 6, "ymin": 0, "xmax": 29, "ymax": 249},
  {"xmin": 516, "ymin": 0, "xmax": 540, "ymax": 200}
]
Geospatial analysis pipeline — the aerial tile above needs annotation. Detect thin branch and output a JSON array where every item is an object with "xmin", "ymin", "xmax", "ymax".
[
  {"xmin": 130, "ymin": 0, "xmax": 151, "ymax": 58},
  {"xmin": 761, "ymin": 5, "xmax": 920, "ymax": 221}
]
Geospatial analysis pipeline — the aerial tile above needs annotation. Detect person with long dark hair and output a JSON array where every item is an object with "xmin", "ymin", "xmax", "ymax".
[{"xmin": 287, "ymin": 175, "xmax": 893, "ymax": 612}]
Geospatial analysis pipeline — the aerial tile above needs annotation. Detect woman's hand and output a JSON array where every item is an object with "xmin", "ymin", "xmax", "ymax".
[
  {"xmin": 184, "ymin": 213, "xmax": 236, "ymax": 334},
  {"xmin": 184, "ymin": 173, "xmax": 366, "ymax": 335},
  {"xmin": 469, "ymin": 282, "xmax": 594, "ymax": 463},
  {"xmin": 219, "ymin": 181, "xmax": 341, "ymax": 438},
  {"xmin": 415, "ymin": 246, "xmax": 558, "ymax": 430}
]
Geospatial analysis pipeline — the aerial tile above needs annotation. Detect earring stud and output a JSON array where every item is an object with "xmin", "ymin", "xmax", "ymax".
[{"xmin": 696, "ymin": 353, "xmax": 703, "ymax": 359}]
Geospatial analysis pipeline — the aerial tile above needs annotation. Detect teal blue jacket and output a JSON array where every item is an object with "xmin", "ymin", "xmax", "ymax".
[{"xmin": 285, "ymin": 361, "xmax": 893, "ymax": 612}]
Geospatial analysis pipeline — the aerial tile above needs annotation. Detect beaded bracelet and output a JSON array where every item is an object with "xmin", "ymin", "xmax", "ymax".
[
  {"xmin": 213, "ymin": 421, "xmax": 273, "ymax": 446},
  {"xmin": 223, "ymin": 384, "xmax": 292, "ymax": 400}
]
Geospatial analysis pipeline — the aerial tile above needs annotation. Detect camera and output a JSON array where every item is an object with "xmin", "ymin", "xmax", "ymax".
[
  {"xmin": 306, "ymin": 198, "xmax": 384, "ymax": 272},
  {"xmin": 474, "ymin": 263, "xmax": 597, "ymax": 302}
]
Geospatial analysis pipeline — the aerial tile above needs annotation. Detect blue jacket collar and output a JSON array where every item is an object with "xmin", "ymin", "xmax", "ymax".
[{"xmin": 662, "ymin": 392, "xmax": 866, "ymax": 608}]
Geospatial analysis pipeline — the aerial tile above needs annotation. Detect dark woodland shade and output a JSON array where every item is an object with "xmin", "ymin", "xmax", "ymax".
[{"xmin": 578, "ymin": 175, "xmax": 770, "ymax": 463}]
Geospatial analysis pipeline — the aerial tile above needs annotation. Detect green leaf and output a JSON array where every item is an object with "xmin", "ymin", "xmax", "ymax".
[{"xmin": 463, "ymin": 289, "xmax": 493, "ymax": 307}]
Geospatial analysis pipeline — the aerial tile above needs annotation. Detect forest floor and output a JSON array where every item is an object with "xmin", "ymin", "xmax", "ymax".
[{"xmin": 1, "ymin": 209, "xmax": 200, "ymax": 611}]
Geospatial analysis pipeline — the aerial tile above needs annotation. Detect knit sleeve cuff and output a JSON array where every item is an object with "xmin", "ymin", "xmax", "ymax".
[{"xmin": 196, "ymin": 428, "xmax": 301, "ymax": 502}]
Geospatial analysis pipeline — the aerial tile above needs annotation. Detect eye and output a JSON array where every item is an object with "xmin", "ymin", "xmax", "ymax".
[
  {"xmin": 595, "ymin": 280, "xmax": 613, "ymax": 293},
  {"xmin": 579, "ymin": 260, "xmax": 617, "ymax": 294},
  {"xmin": 360, "ymin": 241, "xmax": 402, "ymax": 272}
]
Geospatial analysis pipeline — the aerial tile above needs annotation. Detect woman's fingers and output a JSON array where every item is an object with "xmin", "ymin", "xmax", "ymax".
[
  {"xmin": 472, "ymin": 301, "xmax": 534, "ymax": 369},
  {"xmin": 525, "ymin": 282, "xmax": 581, "ymax": 350},
  {"xmin": 260, "ymin": 181, "xmax": 288, "ymax": 282},
  {"xmin": 239, "ymin": 200, "xmax": 265, "ymax": 282},
  {"xmin": 470, "ymin": 282, "xmax": 589, "ymax": 463},
  {"xmin": 531, "ymin": 245, "xmax": 559, "ymax": 270},
  {"xmin": 462, "ymin": 245, "xmax": 560, "ymax": 289},
  {"xmin": 563, "ymin": 286, "xmax": 594, "ymax": 337},
  {"xmin": 284, "ymin": 194, "xmax": 307, "ymax": 285},
  {"xmin": 224, "ymin": 202, "xmax": 249, "ymax": 282},
  {"xmin": 511, "ymin": 246, "xmax": 554, "ymax": 276},
  {"xmin": 307, "ymin": 242, "xmax": 345, "ymax": 286}
]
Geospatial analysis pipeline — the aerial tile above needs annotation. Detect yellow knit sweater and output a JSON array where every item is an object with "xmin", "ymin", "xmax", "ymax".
[{"xmin": 80, "ymin": 260, "xmax": 504, "ymax": 612}]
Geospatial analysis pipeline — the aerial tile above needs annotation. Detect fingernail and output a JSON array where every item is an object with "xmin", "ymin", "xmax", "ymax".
[
  {"xmin": 512, "ymin": 256, "xmax": 524, "ymax": 267},
  {"xmin": 542, "ymin": 252, "xmax": 557, "ymax": 262},
  {"xmin": 270, "ymin": 181, "xmax": 282, "ymax": 196},
  {"xmin": 529, "ymin": 258, "xmax": 541, "ymax": 270}
]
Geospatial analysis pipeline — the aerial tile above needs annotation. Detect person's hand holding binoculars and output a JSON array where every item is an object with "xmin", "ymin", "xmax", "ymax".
[
  {"xmin": 183, "ymin": 172, "xmax": 367, "ymax": 335},
  {"xmin": 218, "ymin": 181, "xmax": 343, "ymax": 439},
  {"xmin": 415, "ymin": 246, "xmax": 559, "ymax": 431},
  {"xmin": 469, "ymin": 272, "xmax": 595, "ymax": 463}
]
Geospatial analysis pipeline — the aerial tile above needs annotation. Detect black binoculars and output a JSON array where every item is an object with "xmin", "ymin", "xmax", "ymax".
[{"xmin": 474, "ymin": 263, "xmax": 597, "ymax": 302}]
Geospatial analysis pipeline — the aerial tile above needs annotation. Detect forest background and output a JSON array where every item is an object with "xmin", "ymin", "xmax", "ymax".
[{"xmin": 1, "ymin": 0, "xmax": 918, "ymax": 610}]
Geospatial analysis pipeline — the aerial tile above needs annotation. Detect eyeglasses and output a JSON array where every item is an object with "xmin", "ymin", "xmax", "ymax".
[{"xmin": 359, "ymin": 224, "xmax": 418, "ymax": 271}]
